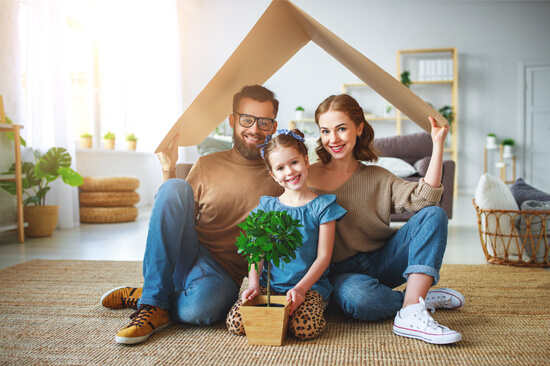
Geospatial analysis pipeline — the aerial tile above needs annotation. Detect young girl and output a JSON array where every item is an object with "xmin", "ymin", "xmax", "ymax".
[
  {"xmin": 226, "ymin": 129, "xmax": 346, "ymax": 340},
  {"xmin": 307, "ymin": 94, "xmax": 464, "ymax": 345}
]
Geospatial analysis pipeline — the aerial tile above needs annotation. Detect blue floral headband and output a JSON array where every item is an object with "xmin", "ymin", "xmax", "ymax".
[{"xmin": 257, "ymin": 129, "xmax": 305, "ymax": 159}]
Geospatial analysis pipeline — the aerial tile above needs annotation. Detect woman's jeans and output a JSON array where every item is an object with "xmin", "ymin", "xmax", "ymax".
[
  {"xmin": 330, "ymin": 206, "xmax": 448, "ymax": 322},
  {"xmin": 138, "ymin": 179, "xmax": 239, "ymax": 325}
]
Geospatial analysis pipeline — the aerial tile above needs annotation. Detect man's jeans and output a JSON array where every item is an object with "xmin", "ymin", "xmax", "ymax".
[
  {"xmin": 138, "ymin": 179, "xmax": 239, "ymax": 325},
  {"xmin": 330, "ymin": 206, "xmax": 448, "ymax": 322}
]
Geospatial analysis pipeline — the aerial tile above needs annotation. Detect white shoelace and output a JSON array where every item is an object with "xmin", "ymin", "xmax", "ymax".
[
  {"xmin": 426, "ymin": 294, "xmax": 451, "ymax": 309},
  {"xmin": 416, "ymin": 298, "xmax": 441, "ymax": 332}
]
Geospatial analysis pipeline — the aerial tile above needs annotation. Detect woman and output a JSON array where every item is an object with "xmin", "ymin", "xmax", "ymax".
[{"xmin": 307, "ymin": 94, "xmax": 464, "ymax": 345}]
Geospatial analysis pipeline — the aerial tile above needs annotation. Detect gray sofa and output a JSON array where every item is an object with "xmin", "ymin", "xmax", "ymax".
[
  {"xmin": 176, "ymin": 132, "xmax": 455, "ymax": 222},
  {"xmin": 373, "ymin": 132, "xmax": 455, "ymax": 221}
]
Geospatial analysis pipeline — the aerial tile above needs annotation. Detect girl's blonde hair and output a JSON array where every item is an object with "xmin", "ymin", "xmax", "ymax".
[
  {"xmin": 262, "ymin": 129, "xmax": 308, "ymax": 172},
  {"xmin": 314, "ymin": 94, "xmax": 379, "ymax": 165}
]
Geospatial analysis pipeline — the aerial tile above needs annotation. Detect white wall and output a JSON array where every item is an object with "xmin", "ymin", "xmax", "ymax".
[
  {"xmin": 175, "ymin": 0, "xmax": 550, "ymax": 194},
  {"xmin": 0, "ymin": 0, "xmax": 24, "ymax": 224}
]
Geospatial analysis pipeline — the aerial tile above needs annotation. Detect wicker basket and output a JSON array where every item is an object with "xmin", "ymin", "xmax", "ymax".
[{"xmin": 473, "ymin": 199, "xmax": 550, "ymax": 267}]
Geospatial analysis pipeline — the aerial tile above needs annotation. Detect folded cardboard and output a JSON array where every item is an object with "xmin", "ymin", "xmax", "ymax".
[{"xmin": 156, "ymin": 0, "xmax": 446, "ymax": 152}]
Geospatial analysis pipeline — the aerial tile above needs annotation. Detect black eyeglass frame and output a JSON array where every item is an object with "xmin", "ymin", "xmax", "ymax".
[{"xmin": 233, "ymin": 112, "xmax": 276, "ymax": 131}]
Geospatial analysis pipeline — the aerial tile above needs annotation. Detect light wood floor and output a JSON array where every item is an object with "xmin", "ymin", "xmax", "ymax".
[{"xmin": 0, "ymin": 194, "xmax": 486, "ymax": 270}]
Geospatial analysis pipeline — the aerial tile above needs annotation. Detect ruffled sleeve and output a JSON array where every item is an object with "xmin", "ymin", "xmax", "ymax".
[{"xmin": 311, "ymin": 194, "xmax": 347, "ymax": 225}]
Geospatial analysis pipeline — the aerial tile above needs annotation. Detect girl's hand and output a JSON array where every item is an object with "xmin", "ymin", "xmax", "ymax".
[
  {"xmin": 241, "ymin": 287, "xmax": 260, "ymax": 303},
  {"xmin": 286, "ymin": 287, "xmax": 306, "ymax": 315},
  {"xmin": 429, "ymin": 116, "xmax": 449, "ymax": 145}
]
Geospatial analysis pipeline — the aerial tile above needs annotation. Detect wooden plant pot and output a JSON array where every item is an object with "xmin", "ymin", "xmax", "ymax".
[
  {"xmin": 79, "ymin": 137, "xmax": 92, "ymax": 149},
  {"xmin": 240, "ymin": 295, "xmax": 291, "ymax": 346},
  {"xmin": 103, "ymin": 139, "xmax": 115, "ymax": 150},
  {"xmin": 126, "ymin": 140, "xmax": 137, "ymax": 151},
  {"xmin": 23, "ymin": 205, "xmax": 59, "ymax": 237}
]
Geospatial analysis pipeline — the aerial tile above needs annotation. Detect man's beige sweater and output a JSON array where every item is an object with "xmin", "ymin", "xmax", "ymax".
[
  {"xmin": 186, "ymin": 148, "xmax": 283, "ymax": 285},
  {"xmin": 311, "ymin": 163, "xmax": 443, "ymax": 263}
]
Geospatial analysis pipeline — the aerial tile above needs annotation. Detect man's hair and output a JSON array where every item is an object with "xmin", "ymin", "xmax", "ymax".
[
  {"xmin": 314, "ymin": 94, "xmax": 378, "ymax": 165},
  {"xmin": 233, "ymin": 85, "xmax": 279, "ymax": 117}
]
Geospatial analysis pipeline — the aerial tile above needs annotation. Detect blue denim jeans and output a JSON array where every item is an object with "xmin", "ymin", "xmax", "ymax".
[
  {"xmin": 138, "ymin": 179, "xmax": 240, "ymax": 325},
  {"xmin": 330, "ymin": 206, "xmax": 448, "ymax": 322}
]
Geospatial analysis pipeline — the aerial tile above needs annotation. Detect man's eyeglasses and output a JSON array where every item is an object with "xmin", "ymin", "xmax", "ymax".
[{"xmin": 233, "ymin": 112, "xmax": 275, "ymax": 131}]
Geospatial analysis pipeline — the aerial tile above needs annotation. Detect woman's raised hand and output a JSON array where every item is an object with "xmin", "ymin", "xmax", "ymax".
[{"xmin": 429, "ymin": 116, "xmax": 450, "ymax": 146}]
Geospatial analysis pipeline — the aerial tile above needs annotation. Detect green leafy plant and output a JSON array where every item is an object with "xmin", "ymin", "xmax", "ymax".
[
  {"xmin": 103, "ymin": 131, "xmax": 116, "ymax": 140},
  {"xmin": 80, "ymin": 132, "xmax": 92, "ymax": 138},
  {"xmin": 501, "ymin": 139, "xmax": 515, "ymax": 146},
  {"xmin": 4, "ymin": 116, "xmax": 27, "ymax": 147},
  {"xmin": 0, "ymin": 147, "xmax": 83, "ymax": 206},
  {"xmin": 235, "ymin": 210, "xmax": 304, "ymax": 306},
  {"xmin": 295, "ymin": 106, "xmax": 304, "ymax": 111},
  {"xmin": 438, "ymin": 105, "xmax": 454, "ymax": 126},
  {"xmin": 401, "ymin": 70, "xmax": 412, "ymax": 88},
  {"xmin": 125, "ymin": 133, "xmax": 137, "ymax": 141},
  {"xmin": 487, "ymin": 133, "xmax": 496, "ymax": 137}
]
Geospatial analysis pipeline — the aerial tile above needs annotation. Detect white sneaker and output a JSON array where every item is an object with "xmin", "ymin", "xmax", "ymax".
[
  {"xmin": 393, "ymin": 297, "xmax": 462, "ymax": 344},
  {"xmin": 425, "ymin": 288, "xmax": 465, "ymax": 309}
]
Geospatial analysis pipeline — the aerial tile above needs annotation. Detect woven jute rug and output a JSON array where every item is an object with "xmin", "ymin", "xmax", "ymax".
[{"xmin": 0, "ymin": 260, "xmax": 548, "ymax": 365}]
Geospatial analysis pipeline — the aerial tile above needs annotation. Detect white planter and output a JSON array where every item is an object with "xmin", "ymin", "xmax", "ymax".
[
  {"xmin": 503, "ymin": 145, "xmax": 514, "ymax": 158},
  {"xmin": 486, "ymin": 136, "xmax": 497, "ymax": 149},
  {"xmin": 295, "ymin": 110, "xmax": 304, "ymax": 120}
]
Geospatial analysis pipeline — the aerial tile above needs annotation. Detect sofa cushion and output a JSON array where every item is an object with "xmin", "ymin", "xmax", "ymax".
[
  {"xmin": 365, "ymin": 157, "xmax": 417, "ymax": 178},
  {"xmin": 414, "ymin": 157, "xmax": 431, "ymax": 176},
  {"xmin": 374, "ymin": 132, "xmax": 432, "ymax": 166},
  {"xmin": 510, "ymin": 178, "xmax": 550, "ymax": 207}
]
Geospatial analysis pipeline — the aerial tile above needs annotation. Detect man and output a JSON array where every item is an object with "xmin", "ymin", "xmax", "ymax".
[{"xmin": 100, "ymin": 85, "xmax": 284, "ymax": 344}]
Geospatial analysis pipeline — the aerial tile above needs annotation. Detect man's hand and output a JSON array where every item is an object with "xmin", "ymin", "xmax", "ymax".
[{"xmin": 157, "ymin": 134, "xmax": 180, "ymax": 172}]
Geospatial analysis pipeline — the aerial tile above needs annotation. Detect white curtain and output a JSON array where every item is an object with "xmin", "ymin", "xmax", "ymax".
[{"xmin": 24, "ymin": 0, "xmax": 79, "ymax": 229}]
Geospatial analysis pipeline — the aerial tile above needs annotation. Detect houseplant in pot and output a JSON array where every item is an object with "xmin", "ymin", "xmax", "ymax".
[
  {"xmin": 0, "ymin": 147, "xmax": 84, "ymax": 237},
  {"xmin": 125, "ymin": 133, "xmax": 138, "ymax": 151},
  {"xmin": 103, "ymin": 131, "xmax": 116, "ymax": 150},
  {"xmin": 501, "ymin": 138, "xmax": 515, "ymax": 158},
  {"xmin": 79, "ymin": 133, "xmax": 93, "ymax": 149},
  {"xmin": 294, "ymin": 106, "xmax": 305, "ymax": 120},
  {"xmin": 486, "ymin": 133, "xmax": 497, "ymax": 149},
  {"xmin": 235, "ymin": 209, "xmax": 304, "ymax": 346}
]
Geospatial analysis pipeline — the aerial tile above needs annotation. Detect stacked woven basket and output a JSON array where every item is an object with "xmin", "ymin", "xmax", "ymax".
[{"xmin": 79, "ymin": 177, "xmax": 140, "ymax": 223}]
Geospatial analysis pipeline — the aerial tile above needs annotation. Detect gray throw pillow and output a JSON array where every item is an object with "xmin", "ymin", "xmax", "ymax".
[
  {"xmin": 510, "ymin": 178, "xmax": 550, "ymax": 207},
  {"xmin": 414, "ymin": 157, "xmax": 431, "ymax": 176},
  {"xmin": 518, "ymin": 200, "xmax": 550, "ymax": 263}
]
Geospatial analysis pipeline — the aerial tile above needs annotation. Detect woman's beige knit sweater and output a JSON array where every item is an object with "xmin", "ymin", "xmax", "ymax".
[{"xmin": 311, "ymin": 163, "xmax": 443, "ymax": 263}]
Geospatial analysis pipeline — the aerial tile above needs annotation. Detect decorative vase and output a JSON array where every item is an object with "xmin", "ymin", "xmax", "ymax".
[
  {"xmin": 126, "ymin": 140, "xmax": 137, "ymax": 151},
  {"xmin": 103, "ymin": 139, "xmax": 115, "ymax": 150},
  {"xmin": 79, "ymin": 137, "xmax": 92, "ymax": 149},
  {"xmin": 240, "ymin": 295, "xmax": 291, "ymax": 346},
  {"xmin": 23, "ymin": 205, "xmax": 59, "ymax": 237}
]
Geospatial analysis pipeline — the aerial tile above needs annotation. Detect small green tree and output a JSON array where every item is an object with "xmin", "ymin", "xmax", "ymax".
[{"xmin": 235, "ymin": 210, "xmax": 304, "ymax": 306}]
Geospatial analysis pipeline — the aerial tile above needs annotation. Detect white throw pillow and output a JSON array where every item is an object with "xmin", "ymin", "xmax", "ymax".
[
  {"xmin": 475, "ymin": 173, "xmax": 525, "ymax": 261},
  {"xmin": 364, "ymin": 157, "xmax": 417, "ymax": 178}
]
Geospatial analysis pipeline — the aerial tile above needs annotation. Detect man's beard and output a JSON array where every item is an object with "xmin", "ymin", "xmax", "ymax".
[{"xmin": 233, "ymin": 129, "xmax": 263, "ymax": 160}]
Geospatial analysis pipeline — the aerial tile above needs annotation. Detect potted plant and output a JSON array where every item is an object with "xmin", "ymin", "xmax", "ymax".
[
  {"xmin": 235, "ymin": 209, "xmax": 304, "ymax": 346},
  {"xmin": 401, "ymin": 70, "xmax": 412, "ymax": 88},
  {"xmin": 295, "ymin": 106, "xmax": 305, "ymax": 120},
  {"xmin": 438, "ymin": 105, "xmax": 454, "ymax": 147},
  {"xmin": 125, "ymin": 133, "xmax": 138, "ymax": 151},
  {"xmin": 501, "ymin": 138, "xmax": 515, "ymax": 158},
  {"xmin": 486, "ymin": 133, "xmax": 497, "ymax": 149},
  {"xmin": 0, "ymin": 147, "xmax": 84, "ymax": 237},
  {"xmin": 79, "ymin": 133, "xmax": 93, "ymax": 149},
  {"xmin": 103, "ymin": 131, "xmax": 116, "ymax": 150}
]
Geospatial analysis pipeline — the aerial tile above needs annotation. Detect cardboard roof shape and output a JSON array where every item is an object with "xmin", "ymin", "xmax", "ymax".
[{"xmin": 156, "ymin": 0, "xmax": 446, "ymax": 153}]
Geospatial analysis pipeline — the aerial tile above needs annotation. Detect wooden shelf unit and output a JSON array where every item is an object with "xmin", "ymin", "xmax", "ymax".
[{"xmin": 0, "ymin": 96, "xmax": 25, "ymax": 243}]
